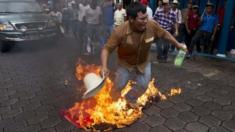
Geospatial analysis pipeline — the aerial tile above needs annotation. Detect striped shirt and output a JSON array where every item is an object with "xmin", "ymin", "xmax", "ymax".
[{"xmin": 153, "ymin": 10, "xmax": 176, "ymax": 32}]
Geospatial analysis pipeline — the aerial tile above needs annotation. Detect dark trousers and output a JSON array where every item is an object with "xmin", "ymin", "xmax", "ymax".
[
  {"xmin": 186, "ymin": 29, "xmax": 197, "ymax": 54},
  {"xmin": 156, "ymin": 39, "xmax": 170, "ymax": 60},
  {"xmin": 190, "ymin": 30, "xmax": 212, "ymax": 54},
  {"xmin": 177, "ymin": 24, "xmax": 187, "ymax": 43},
  {"xmin": 77, "ymin": 21, "xmax": 87, "ymax": 55}
]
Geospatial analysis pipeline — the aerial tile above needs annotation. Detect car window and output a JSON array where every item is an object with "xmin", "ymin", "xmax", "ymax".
[{"xmin": 0, "ymin": 1, "xmax": 42, "ymax": 13}]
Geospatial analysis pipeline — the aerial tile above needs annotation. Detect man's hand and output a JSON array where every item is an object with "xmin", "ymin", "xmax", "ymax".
[
  {"xmin": 187, "ymin": 29, "xmax": 191, "ymax": 34},
  {"xmin": 174, "ymin": 31, "xmax": 179, "ymax": 37},
  {"xmin": 178, "ymin": 43, "xmax": 188, "ymax": 52},
  {"xmin": 101, "ymin": 66, "xmax": 110, "ymax": 77},
  {"xmin": 211, "ymin": 35, "xmax": 215, "ymax": 42}
]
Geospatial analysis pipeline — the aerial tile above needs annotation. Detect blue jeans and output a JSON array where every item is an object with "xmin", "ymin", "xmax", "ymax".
[{"xmin": 114, "ymin": 63, "xmax": 151, "ymax": 102}]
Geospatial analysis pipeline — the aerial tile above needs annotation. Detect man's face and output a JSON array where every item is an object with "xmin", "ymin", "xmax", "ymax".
[
  {"xmin": 132, "ymin": 12, "xmax": 148, "ymax": 32},
  {"xmin": 172, "ymin": 3, "xmax": 177, "ymax": 9},
  {"xmin": 117, "ymin": 4, "xmax": 122, "ymax": 10},
  {"xmin": 192, "ymin": 8, "xmax": 198, "ymax": 13},
  {"xmin": 158, "ymin": 1, "xmax": 163, "ymax": 6},
  {"xmin": 163, "ymin": 3, "xmax": 170, "ymax": 12},
  {"xmin": 206, "ymin": 6, "xmax": 213, "ymax": 13}
]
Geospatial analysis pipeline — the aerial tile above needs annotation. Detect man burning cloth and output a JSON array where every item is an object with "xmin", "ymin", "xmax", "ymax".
[{"xmin": 101, "ymin": 2, "xmax": 186, "ymax": 103}]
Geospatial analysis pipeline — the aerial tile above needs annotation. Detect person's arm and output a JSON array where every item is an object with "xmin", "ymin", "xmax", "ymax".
[
  {"xmin": 174, "ymin": 23, "xmax": 179, "ymax": 36},
  {"xmin": 185, "ymin": 15, "xmax": 191, "ymax": 34},
  {"xmin": 163, "ymin": 29, "xmax": 186, "ymax": 50},
  {"xmin": 101, "ymin": 48, "xmax": 110, "ymax": 76},
  {"xmin": 199, "ymin": 9, "xmax": 206, "ymax": 24},
  {"xmin": 101, "ymin": 28, "xmax": 121, "ymax": 76},
  {"xmin": 173, "ymin": 12, "xmax": 179, "ymax": 36},
  {"xmin": 151, "ymin": 20, "xmax": 187, "ymax": 51},
  {"xmin": 211, "ymin": 17, "xmax": 219, "ymax": 41},
  {"xmin": 211, "ymin": 25, "xmax": 217, "ymax": 41}
]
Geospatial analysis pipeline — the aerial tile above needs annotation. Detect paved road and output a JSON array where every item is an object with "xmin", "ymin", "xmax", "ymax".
[{"xmin": 0, "ymin": 36, "xmax": 235, "ymax": 132}]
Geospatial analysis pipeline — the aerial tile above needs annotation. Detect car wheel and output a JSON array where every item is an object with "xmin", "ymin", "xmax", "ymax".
[{"xmin": 1, "ymin": 41, "xmax": 15, "ymax": 53}]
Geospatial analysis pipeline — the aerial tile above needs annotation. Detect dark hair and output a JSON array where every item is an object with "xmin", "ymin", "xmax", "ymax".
[
  {"xmin": 126, "ymin": 2, "xmax": 146, "ymax": 19},
  {"xmin": 90, "ymin": 0, "xmax": 98, "ymax": 9}
]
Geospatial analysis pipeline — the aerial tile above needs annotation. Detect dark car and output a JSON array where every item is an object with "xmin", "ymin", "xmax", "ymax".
[{"xmin": 0, "ymin": 0, "xmax": 59, "ymax": 52}]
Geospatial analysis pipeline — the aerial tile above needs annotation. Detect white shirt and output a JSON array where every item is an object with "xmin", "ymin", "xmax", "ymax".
[
  {"xmin": 85, "ymin": 6, "xmax": 102, "ymax": 25},
  {"xmin": 171, "ymin": 8, "xmax": 183, "ymax": 24},
  {"xmin": 147, "ymin": 6, "xmax": 153, "ymax": 19},
  {"xmin": 114, "ymin": 8, "xmax": 126, "ymax": 26},
  {"xmin": 49, "ymin": 11, "xmax": 62, "ymax": 23},
  {"xmin": 78, "ymin": 4, "xmax": 90, "ymax": 22}
]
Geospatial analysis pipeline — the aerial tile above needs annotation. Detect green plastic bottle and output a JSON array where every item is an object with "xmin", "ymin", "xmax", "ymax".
[{"xmin": 174, "ymin": 49, "xmax": 186, "ymax": 67}]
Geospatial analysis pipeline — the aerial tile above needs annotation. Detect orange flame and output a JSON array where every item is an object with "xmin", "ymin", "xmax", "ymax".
[{"xmin": 63, "ymin": 63, "xmax": 182, "ymax": 130}]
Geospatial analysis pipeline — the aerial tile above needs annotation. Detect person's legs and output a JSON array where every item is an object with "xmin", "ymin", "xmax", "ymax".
[
  {"xmin": 72, "ymin": 20, "xmax": 78, "ymax": 38},
  {"xmin": 187, "ymin": 29, "xmax": 196, "ymax": 54},
  {"xmin": 76, "ymin": 21, "xmax": 85, "ymax": 55},
  {"xmin": 79, "ymin": 21, "xmax": 87, "ymax": 54},
  {"xmin": 203, "ymin": 32, "xmax": 212, "ymax": 53},
  {"xmin": 190, "ymin": 30, "xmax": 202, "ymax": 54},
  {"xmin": 162, "ymin": 39, "xmax": 170, "ymax": 61},
  {"xmin": 127, "ymin": 63, "xmax": 152, "ymax": 102},
  {"xmin": 156, "ymin": 39, "xmax": 164, "ymax": 60},
  {"xmin": 113, "ymin": 65, "xmax": 130, "ymax": 100},
  {"xmin": 85, "ymin": 24, "xmax": 94, "ymax": 54},
  {"xmin": 178, "ymin": 24, "xmax": 186, "ymax": 43},
  {"xmin": 185, "ymin": 30, "xmax": 191, "ymax": 51},
  {"xmin": 62, "ymin": 20, "xmax": 70, "ymax": 34},
  {"xmin": 93, "ymin": 24, "xmax": 105, "ymax": 53}
]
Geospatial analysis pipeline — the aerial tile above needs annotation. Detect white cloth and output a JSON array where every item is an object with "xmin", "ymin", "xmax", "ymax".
[
  {"xmin": 49, "ymin": 11, "xmax": 62, "ymax": 23},
  {"xmin": 78, "ymin": 4, "xmax": 90, "ymax": 22},
  {"xmin": 114, "ymin": 8, "xmax": 126, "ymax": 26},
  {"xmin": 171, "ymin": 9, "xmax": 183, "ymax": 24},
  {"xmin": 147, "ymin": 6, "xmax": 153, "ymax": 19},
  {"xmin": 85, "ymin": 6, "xmax": 102, "ymax": 25}
]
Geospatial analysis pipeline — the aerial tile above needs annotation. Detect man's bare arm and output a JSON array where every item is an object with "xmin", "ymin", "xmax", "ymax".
[
  {"xmin": 162, "ymin": 30, "xmax": 187, "ymax": 50},
  {"xmin": 101, "ymin": 48, "xmax": 110, "ymax": 76}
]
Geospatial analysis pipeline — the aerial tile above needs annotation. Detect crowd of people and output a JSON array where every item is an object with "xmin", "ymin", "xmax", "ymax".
[
  {"xmin": 152, "ymin": 0, "xmax": 220, "ymax": 61},
  {"xmin": 39, "ymin": 0, "xmax": 234, "ymax": 60}
]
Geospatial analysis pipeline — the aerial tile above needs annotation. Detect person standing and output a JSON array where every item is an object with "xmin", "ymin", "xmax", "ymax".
[
  {"xmin": 156, "ymin": 0, "xmax": 163, "ymax": 12},
  {"xmin": 140, "ymin": 0, "xmax": 153, "ymax": 19},
  {"xmin": 62, "ymin": 6, "xmax": 72, "ymax": 34},
  {"xmin": 77, "ymin": 0, "xmax": 90, "ymax": 55},
  {"xmin": 171, "ymin": 0, "xmax": 184, "ymax": 43},
  {"xmin": 186, "ymin": 5, "xmax": 200, "ymax": 55},
  {"xmin": 84, "ymin": 0, "xmax": 102, "ymax": 55},
  {"xmin": 182, "ymin": 1, "xmax": 193, "ymax": 51},
  {"xmin": 101, "ymin": 0, "xmax": 114, "ymax": 46},
  {"xmin": 71, "ymin": 3, "xmax": 79, "ymax": 38},
  {"xmin": 153, "ymin": 0, "xmax": 178, "ymax": 62},
  {"xmin": 49, "ymin": 7, "xmax": 62, "ymax": 24},
  {"xmin": 114, "ymin": 3, "xmax": 127, "ymax": 27},
  {"xmin": 190, "ymin": 2, "xmax": 218, "ymax": 54},
  {"xmin": 101, "ymin": 2, "xmax": 186, "ymax": 103},
  {"xmin": 49, "ymin": 7, "xmax": 63, "ymax": 34}
]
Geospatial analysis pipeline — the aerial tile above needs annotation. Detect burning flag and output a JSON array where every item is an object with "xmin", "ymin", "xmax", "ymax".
[{"xmin": 62, "ymin": 63, "xmax": 182, "ymax": 131}]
